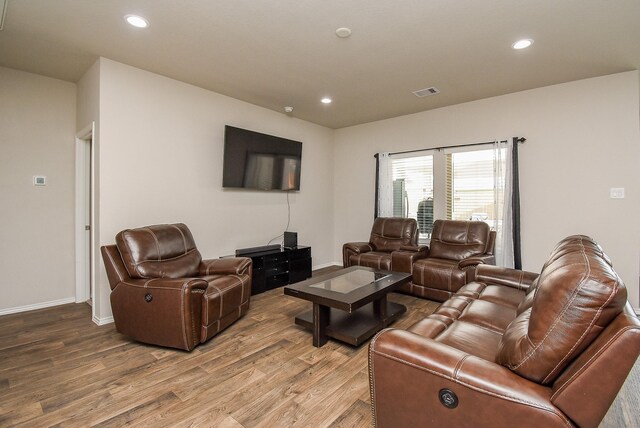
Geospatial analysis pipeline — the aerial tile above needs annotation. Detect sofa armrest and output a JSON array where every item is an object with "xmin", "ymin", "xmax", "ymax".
[
  {"xmin": 369, "ymin": 329, "xmax": 571, "ymax": 427},
  {"xmin": 342, "ymin": 241, "xmax": 374, "ymax": 267},
  {"xmin": 199, "ymin": 257, "xmax": 252, "ymax": 276},
  {"xmin": 475, "ymin": 264, "xmax": 538, "ymax": 291},
  {"xmin": 391, "ymin": 246, "xmax": 429, "ymax": 273}
]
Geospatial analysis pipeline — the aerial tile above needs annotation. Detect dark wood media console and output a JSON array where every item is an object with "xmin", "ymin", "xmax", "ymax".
[{"xmin": 228, "ymin": 246, "xmax": 312, "ymax": 295}]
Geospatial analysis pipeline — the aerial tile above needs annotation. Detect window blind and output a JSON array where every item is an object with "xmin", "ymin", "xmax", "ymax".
[{"xmin": 446, "ymin": 149, "xmax": 505, "ymax": 227}]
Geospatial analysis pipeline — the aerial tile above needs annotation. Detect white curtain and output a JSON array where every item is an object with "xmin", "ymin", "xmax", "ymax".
[
  {"xmin": 493, "ymin": 140, "xmax": 515, "ymax": 268},
  {"xmin": 377, "ymin": 152, "xmax": 394, "ymax": 217}
]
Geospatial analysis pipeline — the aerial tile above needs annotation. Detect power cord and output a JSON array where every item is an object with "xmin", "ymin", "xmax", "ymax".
[{"xmin": 267, "ymin": 190, "xmax": 292, "ymax": 246}]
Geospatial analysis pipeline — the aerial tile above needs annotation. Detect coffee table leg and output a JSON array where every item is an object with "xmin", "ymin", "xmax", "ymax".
[
  {"xmin": 373, "ymin": 295, "xmax": 388, "ymax": 327},
  {"xmin": 313, "ymin": 303, "xmax": 329, "ymax": 347}
]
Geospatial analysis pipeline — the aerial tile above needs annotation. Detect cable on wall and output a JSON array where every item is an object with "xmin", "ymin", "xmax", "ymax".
[{"xmin": 267, "ymin": 190, "xmax": 292, "ymax": 246}]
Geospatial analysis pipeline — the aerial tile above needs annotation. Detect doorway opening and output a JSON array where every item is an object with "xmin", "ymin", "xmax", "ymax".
[{"xmin": 75, "ymin": 123, "xmax": 96, "ymax": 318}]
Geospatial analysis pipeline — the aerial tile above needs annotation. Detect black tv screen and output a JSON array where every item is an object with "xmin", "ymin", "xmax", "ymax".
[{"xmin": 222, "ymin": 126, "xmax": 302, "ymax": 191}]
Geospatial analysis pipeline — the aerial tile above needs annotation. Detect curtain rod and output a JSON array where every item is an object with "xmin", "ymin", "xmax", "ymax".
[{"xmin": 375, "ymin": 137, "xmax": 526, "ymax": 158}]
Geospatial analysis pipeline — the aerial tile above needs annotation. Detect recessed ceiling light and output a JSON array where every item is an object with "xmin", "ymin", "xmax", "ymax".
[
  {"xmin": 321, "ymin": 97, "xmax": 332, "ymax": 104},
  {"xmin": 512, "ymin": 39, "xmax": 533, "ymax": 50},
  {"xmin": 335, "ymin": 27, "xmax": 352, "ymax": 38},
  {"xmin": 125, "ymin": 15, "xmax": 149, "ymax": 28}
]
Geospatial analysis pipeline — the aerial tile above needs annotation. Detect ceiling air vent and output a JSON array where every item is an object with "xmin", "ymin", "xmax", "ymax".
[{"xmin": 412, "ymin": 87, "xmax": 440, "ymax": 98}]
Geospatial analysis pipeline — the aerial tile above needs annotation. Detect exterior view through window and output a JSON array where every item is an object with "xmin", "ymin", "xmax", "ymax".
[
  {"xmin": 391, "ymin": 155, "xmax": 434, "ymax": 243},
  {"xmin": 389, "ymin": 148, "xmax": 506, "ymax": 243}
]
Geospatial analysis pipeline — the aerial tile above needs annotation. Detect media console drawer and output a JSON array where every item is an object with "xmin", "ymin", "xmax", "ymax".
[{"xmin": 223, "ymin": 246, "xmax": 312, "ymax": 295}]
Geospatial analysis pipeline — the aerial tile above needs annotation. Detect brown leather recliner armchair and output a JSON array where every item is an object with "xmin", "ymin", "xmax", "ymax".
[
  {"xmin": 342, "ymin": 217, "xmax": 427, "ymax": 272},
  {"xmin": 101, "ymin": 223, "xmax": 251, "ymax": 351},
  {"xmin": 401, "ymin": 219, "xmax": 496, "ymax": 301},
  {"xmin": 369, "ymin": 235, "xmax": 640, "ymax": 428}
]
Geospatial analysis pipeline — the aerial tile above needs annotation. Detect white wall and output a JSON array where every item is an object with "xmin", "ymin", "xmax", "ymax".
[
  {"xmin": 94, "ymin": 58, "xmax": 335, "ymax": 320},
  {"xmin": 0, "ymin": 66, "xmax": 77, "ymax": 313},
  {"xmin": 334, "ymin": 71, "xmax": 640, "ymax": 308}
]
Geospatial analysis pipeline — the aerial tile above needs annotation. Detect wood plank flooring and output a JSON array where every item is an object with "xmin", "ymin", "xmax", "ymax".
[{"xmin": 0, "ymin": 267, "xmax": 638, "ymax": 427}]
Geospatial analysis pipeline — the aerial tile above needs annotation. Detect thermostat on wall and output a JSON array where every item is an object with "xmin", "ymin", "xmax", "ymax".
[{"xmin": 33, "ymin": 176, "xmax": 46, "ymax": 186}]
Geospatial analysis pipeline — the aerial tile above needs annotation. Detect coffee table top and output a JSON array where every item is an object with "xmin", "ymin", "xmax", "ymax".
[{"xmin": 284, "ymin": 266, "xmax": 410, "ymax": 312}]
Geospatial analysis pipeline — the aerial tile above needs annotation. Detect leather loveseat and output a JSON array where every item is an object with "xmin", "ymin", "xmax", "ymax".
[
  {"xmin": 369, "ymin": 235, "xmax": 640, "ymax": 427},
  {"xmin": 343, "ymin": 217, "xmax": 427, "ymax": 272},
  {"xmin": 101, "ymin": 223, "xmax": 252, "ymax": 351}
]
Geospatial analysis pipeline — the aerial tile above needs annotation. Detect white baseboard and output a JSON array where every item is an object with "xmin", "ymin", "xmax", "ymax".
[
  {"xmin": 92, "ymin": 315, "xmax": 114, "ymax": 326},
  {"xmin": 0, "ymin": 297, "xmax": 76, "ymax": 316},
  {"xmin": 312, "ymin": 261, "xmax": 342, "ymax": 270}
]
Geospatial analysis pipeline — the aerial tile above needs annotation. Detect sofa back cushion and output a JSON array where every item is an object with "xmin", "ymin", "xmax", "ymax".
[
  {"xmin": 497, "ymin": 235, "xmax": 627, "ymax": 384},
  {"xmin": 369, "ymin": 217, "xmax": 417, "ymax": 252},
  {"xmin": 116, "ymin": 223, "xmax": 202, "ymax": 279},
  {"xmin": 428, "ymin": 220, "xmax": 490, "ymax": 260}
]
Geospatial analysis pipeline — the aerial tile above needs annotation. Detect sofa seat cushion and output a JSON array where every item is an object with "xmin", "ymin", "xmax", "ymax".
[
  {"xmin": 457, "ymin": 282, "xmax": 525, "ymax": 309},
  {"xmin": 202, "ymin": 274, "xmax": 250, "ymax": 326},
  {"xmin": 412, "ymin": 258, "xmax": 467, "ymax": 292},
  {"xmin": 349, "ymin": 251, "xmax": 391, "ymax": 270},
  {"xmin": 409, "ymin": 316, "xmax": 502, "ymax": 361},
  {"xmin": 407, "ymin": 291, "xmax": 514, "ymax": 361}
]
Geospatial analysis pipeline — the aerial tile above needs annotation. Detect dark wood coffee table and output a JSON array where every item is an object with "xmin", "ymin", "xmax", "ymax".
[{"xmin": 283, "ymin": 266, "xmax": 410, "ymax": 347}]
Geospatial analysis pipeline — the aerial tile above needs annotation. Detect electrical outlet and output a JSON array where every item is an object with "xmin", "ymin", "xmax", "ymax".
[{"xmin": 610, "ymin": 188, "xmax": 625, "ymax": 199}]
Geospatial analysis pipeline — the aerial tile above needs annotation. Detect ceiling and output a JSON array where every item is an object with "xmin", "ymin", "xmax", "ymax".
[{"xmin": 1, "ymin": 1, "xmax": 639, "ymax": 129}]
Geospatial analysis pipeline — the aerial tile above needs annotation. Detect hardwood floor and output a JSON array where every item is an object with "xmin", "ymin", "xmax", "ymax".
[{"xmin": 0, "ymin": 267, "xmax": 638, "ymax": 427}]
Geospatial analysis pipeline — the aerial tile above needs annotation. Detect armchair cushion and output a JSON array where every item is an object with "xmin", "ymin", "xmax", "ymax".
[
  {"xmin": 369, "ymin": 217, "xmax": 418, "ymax": 252},
  {"xmin": 429, "ymin": 219, "xmax": 491, "ymax": 260},
  {"xmin": 116, "ymin": 223, "xmax": 201, "ymax": 279}
]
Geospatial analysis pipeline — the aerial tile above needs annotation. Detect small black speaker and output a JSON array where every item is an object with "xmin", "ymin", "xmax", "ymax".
[{"xmin": 284, "ymin": 231, "xmax": 297, "ymax": 249}]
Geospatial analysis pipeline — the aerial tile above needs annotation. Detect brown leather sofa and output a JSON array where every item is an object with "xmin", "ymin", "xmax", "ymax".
[
  {"xmin": 400, "ymin": 219, "xmax": 496, "ymax": 301},
  {"xmin": 343, "ymin": 217, "xmax": 427, "ymax": 272},
  {"xmin": 101, "ymin": 223, "xmax": 252, "ymax": 351},
  {"xmin": 369, "ymin": 235, "xmax": 640, "ymax": 427}
]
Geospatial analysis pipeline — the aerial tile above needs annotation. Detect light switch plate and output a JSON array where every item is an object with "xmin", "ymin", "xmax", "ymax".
[
  {"xmin": 610, "ymin": 187, "xmax": 625, "ymax": 199},
  {"xmin": 33, "ymin": 176, "xmax": 46, "ymax": 186}
]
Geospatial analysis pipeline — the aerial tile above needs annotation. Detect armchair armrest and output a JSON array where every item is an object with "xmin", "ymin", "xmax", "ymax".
[
  {"xmin": 369, "ymin": 329, "xmax": 571, "ymax": 427},
  {"xmin": 458, "ymin": 254, "xmax": 495, "ymax": 269},
  {"xmin": 391, "ymin": 246, "xmax": 429, "ymax": 273},
  {"xmin": 475, "ymin": 264, "xmax": 538, "ymax": 291},
  {"xmin": 199, "ymin": 257, "xmax": 252, "ymax": 276},
  {"xmin": 342, "ymin": 241, "xmax": 374, "ymax": 267},
  {"xmin": 399, "ymin": 245, "xmax": 429, "ymax": 252},
  {"xmin": 343, "ymin": 241, "xmax": 374, "ymax": 253}
]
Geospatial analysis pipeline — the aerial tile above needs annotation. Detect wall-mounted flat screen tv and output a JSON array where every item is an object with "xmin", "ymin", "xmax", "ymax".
[{"xmin": 222, "ymin": 125, "xmax": 302, "ymax": 191}]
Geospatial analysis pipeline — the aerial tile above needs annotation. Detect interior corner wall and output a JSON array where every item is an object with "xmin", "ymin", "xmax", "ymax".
[
  {"xmin": 0, "ymin": 66, "xmax": 77, "ymax": 312},
  {"xmin": 94, "ymin": 58, "xmax": 335, "ymax": 321},
  {"xmin": 333, "ymin": 71, "xmax": 640, "ymax": 308}
]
